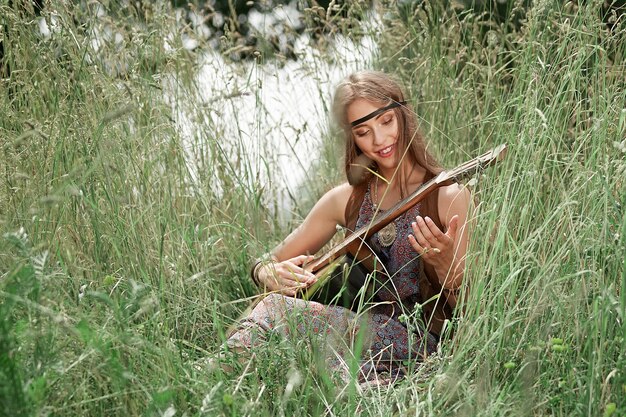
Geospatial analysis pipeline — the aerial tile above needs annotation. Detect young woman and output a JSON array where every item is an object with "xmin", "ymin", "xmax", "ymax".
[{"xmin": 226, "ymin": 71, "xmax": 471, "ymax": 383}]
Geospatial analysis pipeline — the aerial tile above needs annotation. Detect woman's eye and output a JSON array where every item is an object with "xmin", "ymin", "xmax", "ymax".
[
  {"xmin": 356, "ymin": 130, "xmax": 369, "ymax": 137},
  {"xmin": 382, "ymin": 116, "xmax": 393, "ymax": 125}
]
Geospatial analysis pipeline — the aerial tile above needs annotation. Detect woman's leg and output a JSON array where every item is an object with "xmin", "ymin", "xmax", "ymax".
[{"xmin": 225, "ymin": 294, "xmax": 366, "ymax": 379}]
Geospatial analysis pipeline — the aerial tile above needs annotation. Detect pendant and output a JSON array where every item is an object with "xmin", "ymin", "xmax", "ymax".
[{"xmin": 378, "ymin": 221, "xmax": 397, "ymax": 247}]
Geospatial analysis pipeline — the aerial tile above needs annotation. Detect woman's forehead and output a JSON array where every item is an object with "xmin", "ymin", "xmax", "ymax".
[
  {"xmin": 347, "ymin": 98, "xmax": 389, "ymax": 125},
  {"xmin": 347, "ymin": 99, "xmax": 384, "ymax": 119}
]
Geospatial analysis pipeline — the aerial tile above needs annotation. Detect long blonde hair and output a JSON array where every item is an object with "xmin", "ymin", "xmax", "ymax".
[{"xmin": 332, "ymin": 71, "xmax": 442, "ymax": 195}]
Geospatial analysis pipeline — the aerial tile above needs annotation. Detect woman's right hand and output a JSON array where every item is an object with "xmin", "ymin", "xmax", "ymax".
[{"xmin": 256, "ymin": 255, "xmax": 317, "ymax": 296}]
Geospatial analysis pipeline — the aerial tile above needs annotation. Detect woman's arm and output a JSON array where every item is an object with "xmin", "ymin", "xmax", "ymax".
[
  {"xmin": 254, "ymin": 183, "xmax": 353, "ymax": 296},
  {"xmin": 408, "ymin": 183, "xmax": 472, "ymax": 297}
]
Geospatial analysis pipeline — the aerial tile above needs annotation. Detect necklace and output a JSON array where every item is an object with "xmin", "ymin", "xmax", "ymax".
[{"xmin": 373, "ymin": 176, "xmax": 397, "ymax": 247}]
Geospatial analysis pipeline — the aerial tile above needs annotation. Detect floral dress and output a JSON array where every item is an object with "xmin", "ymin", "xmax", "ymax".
[{"xmin": 227, "ymin": 185, "xmax": 438, "ymax": 382}]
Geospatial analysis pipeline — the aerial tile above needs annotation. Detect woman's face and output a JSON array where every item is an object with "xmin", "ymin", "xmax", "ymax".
[{"xmin": 347, "ymin": 98, "xmax": 400, "ymax": 174}]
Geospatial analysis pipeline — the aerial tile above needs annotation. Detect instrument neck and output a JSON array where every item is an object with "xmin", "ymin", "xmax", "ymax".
[{"xmin": 311, "ymin": 175, "xmax": 442, "ymax": 273}]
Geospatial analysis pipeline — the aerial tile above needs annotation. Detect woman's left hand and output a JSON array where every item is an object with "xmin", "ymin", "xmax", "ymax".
[{"xmin": 408, "ymin": 215, "xmax": 459, "ymax": 274}]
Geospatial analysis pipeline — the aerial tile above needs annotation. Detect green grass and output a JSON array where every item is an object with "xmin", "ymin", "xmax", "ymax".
[{"xmin": 1, "ymin": 1, "xmax": 625, "ymax": 416}]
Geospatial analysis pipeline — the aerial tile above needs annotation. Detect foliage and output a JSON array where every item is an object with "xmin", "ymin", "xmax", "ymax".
[{"xmin": 1, "ymin": 0, "xmax": 624, "ymax": 416}]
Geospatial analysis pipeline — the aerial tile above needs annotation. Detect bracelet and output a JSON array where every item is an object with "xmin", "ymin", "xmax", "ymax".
[
  {"xmin": 250, "ymin": 260, "xmax": 263, "ymax": 287},
  {"xmin": 249, "ymin": 257, "xmax": 275, "ymax": 288}
]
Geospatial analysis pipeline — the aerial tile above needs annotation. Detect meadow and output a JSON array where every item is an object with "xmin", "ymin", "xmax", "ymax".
[{"xmin": 1, "ymin": 1, "xmax": 625, "ymax": 416}]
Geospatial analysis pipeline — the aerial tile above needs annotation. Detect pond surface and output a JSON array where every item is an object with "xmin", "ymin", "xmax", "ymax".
[
  {"xmin": 172, "ymin": 6, "xmax": 380, "ymax": 217},
  {"xmin": 41, "ymin": 4, "xmax": 379, "ymax": 218}
]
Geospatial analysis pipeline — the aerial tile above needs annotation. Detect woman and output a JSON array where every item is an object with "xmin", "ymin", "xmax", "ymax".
[{"xmin": 226, "ymin": 71, "xmax": 471, "ymax": 383}]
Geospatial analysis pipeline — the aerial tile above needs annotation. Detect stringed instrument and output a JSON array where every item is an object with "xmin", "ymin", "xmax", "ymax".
[{"xmin": 301, "ymin": 144, "xmax": 508, "ymax": 310}]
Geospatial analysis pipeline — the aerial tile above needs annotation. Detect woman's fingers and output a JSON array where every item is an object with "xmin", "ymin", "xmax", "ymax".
[
  {"xmin": 277, "ymin": 274, "xmax": 307, "ymax": 291},
  {"xmin": 408, "ymin": 234, "xmax": 425, "ymax": 254},
  {"xmin": 260, "ymin": 255, "xmax": 318, "ymax": 294},
  {"xmin": 290, "ymin": 254, "xmax": 315, "ymax": 267},
  {"xmin": 416, "ymin": 216, "xmax": 437, "ymax": 242},
  {"xmin": 279, "ymin": 258, "xmax": 317, "ymax": 285},
  {"xmin": 408, "ymin": 234, "xmax": 436, "ymax": 256},
  {"xmin": 410, "ymin": 216, "xmax": 455, "ymax": 260},
  {"xmin": 445, "ymin": 215, "xmax": 459, "ymax": 241},
  {"xmin": 285, "ymin": 261, "xmax": 316, "ymax": 280},
  {"xmin": 413, "ymin": 216, "xmax": 457, "ymax": 248},
  {"xmin": 411, "ymin": 219, "xmax": 427, "ymax": 246},
  {"xmin": 265, "ymin": 272, "xmax": 306, "ymax": 296},
  {"xmin": 424, "ymin": 216, "xmax": 447, "ymax": 241},
  {"xmin": 412, "ymin": 216, "xmax": 440, "ymax": 249},
  {"xmin": 287, "ymin": 255, "xmax": 316, "ymax": 277}
]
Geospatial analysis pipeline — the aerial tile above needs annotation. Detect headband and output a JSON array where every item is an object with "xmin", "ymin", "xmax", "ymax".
[{"xmin": 350, "ymin": 100, "xmax": 406, "ymax": 127}]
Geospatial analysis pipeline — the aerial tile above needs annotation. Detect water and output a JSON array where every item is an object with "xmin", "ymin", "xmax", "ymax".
[
  {"xmin": 172, "ymin": 9, "xmax": 379, "ymax": 217},
  {"xmin": 41, "ymin": 3, "xmax": 380, "ymax": 218}
]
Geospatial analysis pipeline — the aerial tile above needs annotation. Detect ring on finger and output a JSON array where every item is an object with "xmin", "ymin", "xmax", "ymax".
[{"xmin": 432, "ymin": 248, "xmax": 441, "ymax": 254}]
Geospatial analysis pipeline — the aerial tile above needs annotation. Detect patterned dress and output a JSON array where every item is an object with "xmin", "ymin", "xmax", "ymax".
[{"xmin": 227, "ymin": 184, "xmax": 438, "ymax": 382}]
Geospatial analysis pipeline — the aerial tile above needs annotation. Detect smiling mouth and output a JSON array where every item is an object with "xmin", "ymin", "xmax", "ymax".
[{"xmin": 378, "ymin": 144, "xmax": 395, "ymax": 157}]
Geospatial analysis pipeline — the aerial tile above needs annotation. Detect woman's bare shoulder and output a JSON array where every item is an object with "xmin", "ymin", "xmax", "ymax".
[
  {"xmin": 306, "ymin": 182, "xmax": 354, "ymax": 227},
  {"xmin": 326, "ymin": 182, "xmax": 354, "ymax": 201},
  {"xmin": 317, "ymin": 182, "xmax": 353, "ymax": 217},
  {"xmin": 439, "ymin": 182, "xmax": 471, "ymax": 199},
  {"xmin": 437, "ymin": 183, "xmax": 472, "ymax": 223}
]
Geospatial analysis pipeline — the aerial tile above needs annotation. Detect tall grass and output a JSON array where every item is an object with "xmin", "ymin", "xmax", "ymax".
[
  {"xmin": 1, "ymin": 1, "xmax": 624, "ymax": 416},
  {"xmin": 378, "ymin": 1, "xmax": 626, "ymax": 415}
]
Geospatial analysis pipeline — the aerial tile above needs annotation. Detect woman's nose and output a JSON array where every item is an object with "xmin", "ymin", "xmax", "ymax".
[{"xmin": 372, "ymin": 127, "xmax": 385, "ymax": 146}]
